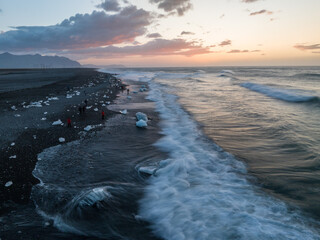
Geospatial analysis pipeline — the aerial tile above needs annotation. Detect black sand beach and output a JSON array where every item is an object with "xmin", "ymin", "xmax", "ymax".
[
  {"xmin": 0, "ymin": 69, "xmax": 164, "ymax": 240},
  {"xmin": 0, "ymin": 69, "xmax": 121, "ymax": 212}
]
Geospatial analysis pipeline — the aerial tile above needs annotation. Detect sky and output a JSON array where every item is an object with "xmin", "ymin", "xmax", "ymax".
[{"xmin": 0, "ymin": 0, "xmax": 319, "ymax": 67}]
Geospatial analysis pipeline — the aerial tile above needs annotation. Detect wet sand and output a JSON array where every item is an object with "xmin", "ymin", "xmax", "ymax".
[
  {"xmin": 0, "ymin": 69, "xmax": 122, "ymax": 215},
  {"xmin": 0, "ymin": 72, "xmax": 165, "ymax": 240}
]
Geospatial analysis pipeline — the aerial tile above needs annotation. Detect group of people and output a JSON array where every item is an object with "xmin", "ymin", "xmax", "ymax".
[{"xmin": 67, "ymin": 99, "xmax": 105, "ymax": 128}]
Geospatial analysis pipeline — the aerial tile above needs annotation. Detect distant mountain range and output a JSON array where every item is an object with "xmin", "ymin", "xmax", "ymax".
[
  {"xmin": 0, "ymin": 52, "xmax": 126, "ymax": 69},
  {"xmin": 82, "ymin": 64, "xmax": 126, "ymax": 69},
  {"xmin": 0, "ymin": 52, "xmax": 81, "ymax": 69}
]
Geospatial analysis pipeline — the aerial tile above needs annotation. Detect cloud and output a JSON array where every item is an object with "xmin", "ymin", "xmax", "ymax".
[
  {"xmin": 147, "ymin": 33, "xmax": 162, "ymax": 38},
  {"xmin": 0, "ymin": 6, "xmax": 152, "ymax": 51},
  {"xmin": 294, "ymin": 44, "xmax": 320, "ymax": 51},
  {"xmin": 96, "ymin": 0, "xmax": 121, "ymax": 12},
  {"xmin": 250, "ymin": 10, "xmax": 273, "ymax": 16},
  {"xmin": 242, "ymin": 0, "xmax": 259, "ymax": 3},
  {"xmin": 180, "ymin": 31, "xmax": 195, "ymax": 35},
  {"xmin": 227, "ymin": 49, "xmax": 249, "ymax": 53},
  {"xmin": 219, "ymin": 40, "xmax": 232, "ymax": 47},
  {"xmin": 149, "ymin": 0, "xmax": 192, "ymax": 16},
  {"xmin": 64, "ymin": 38, "xmax": 212, "ymax": 58}
]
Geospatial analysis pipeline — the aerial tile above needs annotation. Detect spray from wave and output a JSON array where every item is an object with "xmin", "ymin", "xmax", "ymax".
[{"xmin": 138, "ymin": 79, "xmax": 319, "ymax": 240}]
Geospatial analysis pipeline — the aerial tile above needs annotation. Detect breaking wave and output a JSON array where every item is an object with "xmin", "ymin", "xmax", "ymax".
[
  {"xmin": 138, "ymin": 80, "xmax": 320, "ymax": 240},
  {"xmin": 241, "ymin": 82, "xmax": 319, "ymax": 103}
]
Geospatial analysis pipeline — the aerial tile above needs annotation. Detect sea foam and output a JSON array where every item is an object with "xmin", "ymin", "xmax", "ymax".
[{"xmin": 137, "ymin": 79, "xmax": 319, "ymax": 240}]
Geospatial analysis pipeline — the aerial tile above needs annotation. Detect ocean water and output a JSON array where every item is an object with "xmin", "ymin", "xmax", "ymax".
[{"xmin": 30, "ymin": 67, "xmax": 320, "ymax": 239}]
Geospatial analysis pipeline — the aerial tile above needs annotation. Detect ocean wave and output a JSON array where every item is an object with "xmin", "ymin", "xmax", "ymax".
[
  {"xmin": 293, "ymin": 73, "xmax": 320, "ymax": 80},
  {"xmin": 241, "ymin": 82, "xmax": 319, "ymax": 103},
  {"xmin": 218, "ymin": 69, "xmax": 235, "ymax": 77},
  {"xmin": 138, "ymin": 79, "xmax": 320, "ymax": 240}
]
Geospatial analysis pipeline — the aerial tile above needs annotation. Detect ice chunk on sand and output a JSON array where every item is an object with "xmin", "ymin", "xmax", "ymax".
[
  {"xmin": 66, "ymin": 94, "xmax": 73, "ymax": 99},
  {"xmin": 136, "ymin": 112, "xmax": 148, "ymax": 122},
  {"xmin": 11, "ymin": 106, "xmax": 17, "ymax": 110},
  {"xmin": 94, "ymin": 108, "xmax": 98, "ymax": 112},
  {"xmin": 41, "ymin": 117, "xmax": 47, "ymax": 121},
  {"xmin": 52, "ymin": 120, "xmax": 62, "ymax": 126},
  {"xmin": 136, "ymin": 119, "xmax": 147, "ymax": 128},
  {"xmin": 11, "ymin": 142, "xmax": 15, "ymax": 146},
  {"xmin": 127, "ymin": 96, "xmax": 132, "ymax": 99},
  {"xmin": 59, "ymin": 137, "xmax": 65, "ymax": 143},
  {"xmin": 5, "ymin": 181, "xmax": 13, "ymax": 187},
  {"xmin": 120, "ymin": 109, "xmax": 127, "ymax": 115},
  {"xmin": 84, "ymin": 125, "xmax": 92, "ymax": 131},
  {"xmin": 9, "ymin": 155, "xmax": 16, "ymax": 159},
  {"xmin": 44, "ymin": 112, "xmax": 48, "ymax": 115},
  {"xmin": 14, "ymin": 114, "xmax": 21, "ymax": 117}
]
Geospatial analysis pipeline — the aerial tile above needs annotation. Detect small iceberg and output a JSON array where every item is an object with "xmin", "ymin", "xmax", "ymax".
[
  {"xmin": 136, "ymin": 119, "xmax": 148, "ymax": 128},
  {"xmin": 120, "ymin": 109, "xmax": 127, "ymax": 115},
  {"xmin": 9, "ymin": 155, "xmax": 17, "ymax": 159},
  {"xmin": 136, "ymin": 112, "xmax": 148, "ymax": 122},
  {"xmin": 5, "ymin": 181, "xmax": 13, "ymax": 187},
  {"xmin": 84, "ymin": 125, "xmax": 92, "ymax": 131},
  {"xmin": 52, "ymin": 119, "xmax": 63, "ymax": 126},
  {"xmin": 138, "ymin": 166, "xmax": 157, "ymax": 175},
  {"xmin": 59, "ymin": 137, "xmax": 65, "ymax": 143}
]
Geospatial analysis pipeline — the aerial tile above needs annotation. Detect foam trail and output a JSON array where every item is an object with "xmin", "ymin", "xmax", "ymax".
[
  {"xmin": 138, "ymin": 80, "xmax": 319, "ymax": 240},
  {"xmin": 241, "ymin": 82, "xmax": 318, "ymax": 102}
]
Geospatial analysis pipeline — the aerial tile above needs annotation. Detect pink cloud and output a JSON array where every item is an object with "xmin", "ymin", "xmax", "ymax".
[{"xmin": 63, "ymin": 39, "xmax": 212, "ymax": 58}]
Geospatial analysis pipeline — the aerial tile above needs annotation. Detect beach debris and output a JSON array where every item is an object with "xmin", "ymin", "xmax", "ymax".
[
  {"xmin": 120, "ymin": 109, "xmax": 127, "ymax": 115},
  {"xmin": 14, "ymin": 114, "xmax": 21, "ymax": 117},
  {"xmin": 136, "ymin": 119, "xmax": 148, "ymax": 128},
  {"xmin": 52, "ymin": 119, "xmax": 63, "ymax": 126},
  {"xmin": 136, "ymin": 112, "xmax": 148, "ymax": 122},
  {"xmin": 11, "ymin": 106, "xmax": 17, "ymax": 111},
  {"xmin": 41, "ymin": 117, "xmax": 47, "ymax": 121},
  {"xmin": 47, "ymin": 97, "xmax": 59, "ymax": 101},
  {"xmin": 5, "ymin": 181, "xmax": 13, "ymax": 187},
  {"xmin": 9, "ymin": 155, "xmax": 17, "ymax": 159},
  {"xmin": 94, "ymin": 108, "xmax": 99, "ymax": 112},
  {"xmin": 59, "ymin": 137, "xmax": 65, "ymax": 143},
  {"xmin": 11, "ymin": 142, "xmax": 15, "ymax": 146},
  {"xmin": 84, "ymin": 125, "xmax": 92, "ymax": 131},
  {"xmin": 25, "ymin": 101, "xmax": 42, "ymax": 108}
]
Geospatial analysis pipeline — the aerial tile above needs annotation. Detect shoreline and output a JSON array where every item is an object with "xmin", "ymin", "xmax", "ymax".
[
  {"xmin": 1, "ymin": 72, "xmax": 165, "ymax": 240},
  {"xmin": 0, "ymin": 69, "xmax": 123, "ymax": 215}
]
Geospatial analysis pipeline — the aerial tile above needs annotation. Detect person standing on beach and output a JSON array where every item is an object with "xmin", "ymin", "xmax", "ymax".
[
  {"xmin": 67, "ymin": 118, "xmax": 72, "ymax": 128},
  {"xmin": 102, "ymin": 111, "xmax": 105, "ymax": 120},
  {"xmin": 78, "ymin": 106, "xmax": 82, "ymax": 115},
  {"xmin": 82, "ymin": 105, "xmax": 86, "ymax": 114},
  {"xmin": 84, "ymin": 99, "xmax": 88, "ymax": 106},
  {"xmin": 127, "ymin": 88, "xmax": 130, "ymax": 95}
]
